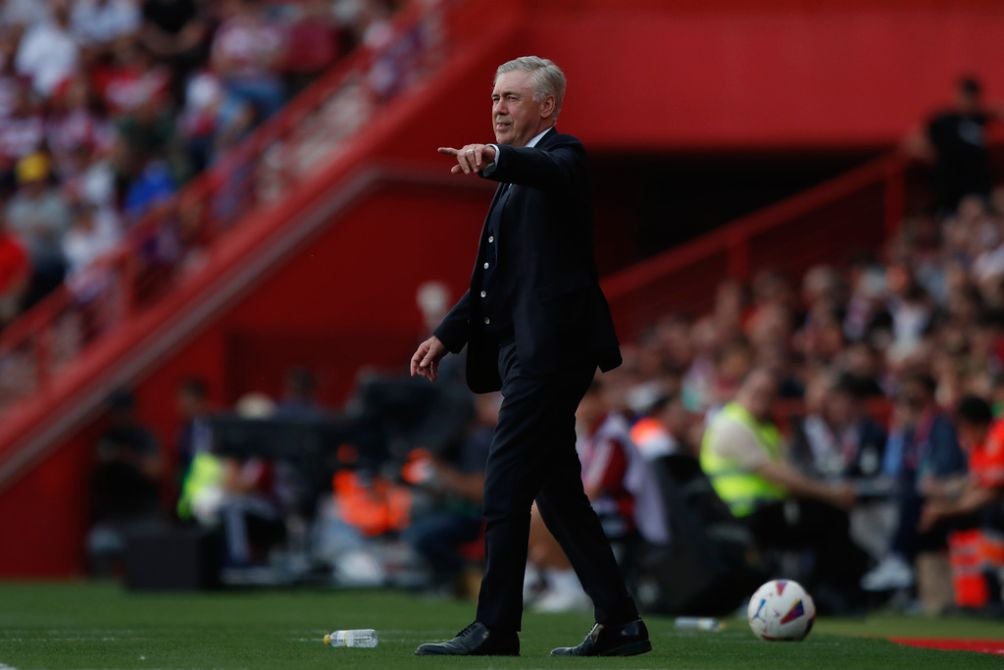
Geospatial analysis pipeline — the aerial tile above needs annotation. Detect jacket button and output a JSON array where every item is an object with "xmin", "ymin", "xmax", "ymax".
[
  {"xmin": 480, "ymin": 290, "xmax": 486, "ymax": 298},
  {"xmin": 483, "ymin": 317, "xmax": 491, "ymax": 325}
]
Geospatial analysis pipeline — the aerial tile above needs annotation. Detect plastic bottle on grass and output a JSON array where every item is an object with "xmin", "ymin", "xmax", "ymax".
[
  {"xmin": 323, "ymin": 629, "xmax": 379, "ymax": 648},
  {"xmin": 674, "ymin": 617, "xmax": 722, "ymax": 632}
]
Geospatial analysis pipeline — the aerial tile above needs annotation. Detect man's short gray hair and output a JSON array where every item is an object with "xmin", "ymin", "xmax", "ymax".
[{"xmin": 496, "ymin": 56, "xmax": 566, "ymax": 116}]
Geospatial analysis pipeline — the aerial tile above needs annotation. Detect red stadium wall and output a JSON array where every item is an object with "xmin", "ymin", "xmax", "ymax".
[
  {"xmin": 5, "ymin": 0, "xmax": 1004, "ymax": 576},
  {"xmin": 216, "ymin": 183, "xmax": 492, "ymax": 402},
  {"xmin": 540, "ymin": 0, "xmax": 1004, "ymax": 150},
  {"xmin": 345, "ymin": 1, "xmax": 1004, "ymax": 154}
]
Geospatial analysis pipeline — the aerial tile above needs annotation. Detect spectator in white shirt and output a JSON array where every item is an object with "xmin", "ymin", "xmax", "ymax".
[
  {"xmin": 15, "ymin": 0, "xmax": 80, "ymax": 98},
  {"xmin": 1, "ymin": 0, "xmax": 51, "ymax": 30},
  {"xmin": 63, "ymin": 202, "xmax": 121, "ymax": 278},
  {"xmin": 72, "ymin": 0, "xmax": 142, "ymax": 47}
]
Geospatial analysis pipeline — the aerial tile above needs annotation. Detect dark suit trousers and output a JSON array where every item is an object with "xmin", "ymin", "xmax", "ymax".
[{"xmin": 475, "ymin": 340, "xmax": 638, "ymax": 632}]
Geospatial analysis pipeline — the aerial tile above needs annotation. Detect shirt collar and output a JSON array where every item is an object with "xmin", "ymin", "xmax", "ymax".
[{"xmin": 526, "ymin": 127, "xmax": 553, "ymax": 148}]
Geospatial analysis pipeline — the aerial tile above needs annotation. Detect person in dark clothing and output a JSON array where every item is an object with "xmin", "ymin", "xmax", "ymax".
[
  {"xmin": 141, "ymin": 0, "xmax": 213, "ymax": 104},
  {"xmin": 911, "ymin": 76, "xmax": 1001, "ymax": 213},
  {"xmin": 275, "ymin": 367, "xmax": 327, "ymax": 419},
  {"xmin": 863, "ymin": 372, "xmax": 969, "ymax": 591},
  {"xmin": 87, "ymin": 388, "xmax": 163, "ymax": 573},
  {"xmin": 789, "ymin": 374, "xmax": 886, "ymax": 481},
  {"xmin": 409, "ymin": 56, "xmax": 648, "ymax": 658},
  {"xmin": 176, "ymin": 376, "xmax": 213, "ymax": 481},
  {"xmin": 92, "ymin": 389, "xmax": 163, "ymax": 522}
]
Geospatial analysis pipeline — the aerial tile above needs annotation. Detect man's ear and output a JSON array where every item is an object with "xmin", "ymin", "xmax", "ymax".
[{"xmin": 540, "ymin": 94, "xmax": 556, "ymax": 119}]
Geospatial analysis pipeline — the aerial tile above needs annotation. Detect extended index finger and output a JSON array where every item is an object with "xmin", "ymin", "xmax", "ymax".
[{"xmin": 437, "ymin": 147, "xmax": 459, "ymax": 155}]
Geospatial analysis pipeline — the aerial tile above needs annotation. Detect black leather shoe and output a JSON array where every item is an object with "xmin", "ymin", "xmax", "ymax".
[
  {"xmin": 415, "ymin": 622, "xmax": 519, "ymax": 656},
  {"xmin": 550, "ymin": 619, "xmax": 652, "ymax": 656}
]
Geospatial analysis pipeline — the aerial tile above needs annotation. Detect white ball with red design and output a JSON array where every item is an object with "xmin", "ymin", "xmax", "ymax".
[{"xmin": 747, "ymin": 579, "xmax": 816, "ymax": 641}]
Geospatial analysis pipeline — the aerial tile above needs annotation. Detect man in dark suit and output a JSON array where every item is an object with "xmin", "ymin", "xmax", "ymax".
[{"xmin": 410, "ymin": 56, "xmax": 649, "ymax": 658}]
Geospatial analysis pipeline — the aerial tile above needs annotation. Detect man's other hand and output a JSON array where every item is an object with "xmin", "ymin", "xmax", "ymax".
[
  {"xmin": 438, "ymin": 144, "xmax": 497, "ymax": 175},
  {"xmin": 410, "ymin": 335, "xmax": 448, "ymax": 382}
]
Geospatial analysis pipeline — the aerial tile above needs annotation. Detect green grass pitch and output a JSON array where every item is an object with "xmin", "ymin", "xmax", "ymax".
[{"xmin": 0, "ymin": 582, "xmax": 1001, "ymax": 669}]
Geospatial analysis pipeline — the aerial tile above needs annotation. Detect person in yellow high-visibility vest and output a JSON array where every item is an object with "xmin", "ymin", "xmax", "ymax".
[{"xmin": 701, "ymin": 368, "xmax": 869, "ymax": 612}]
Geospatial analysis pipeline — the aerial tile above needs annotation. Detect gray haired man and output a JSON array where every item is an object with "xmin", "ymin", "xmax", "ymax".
[{"xmin": 411, "ymin": 56, "xmax": 650, "ymax": 658}]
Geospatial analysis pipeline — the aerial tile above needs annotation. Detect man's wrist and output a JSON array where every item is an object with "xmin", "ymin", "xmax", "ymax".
[{"xmin": 482, "ymin": 144, "xmax": 501, "ymax": 176}]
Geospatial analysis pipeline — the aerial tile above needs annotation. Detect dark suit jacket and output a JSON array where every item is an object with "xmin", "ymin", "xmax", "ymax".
[{"xmin": 434, "ymin": 128, "xmax": 622, "ymax": 393}]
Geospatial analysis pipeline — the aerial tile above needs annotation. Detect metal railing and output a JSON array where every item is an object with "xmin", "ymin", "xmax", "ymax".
[
  {"xmin": 603, "ymin": 138, "xmax": 1004, "ymax": 340},
  {"xmin": 603, "ymin": 153, "xmax": 916, "ymax": 339}
]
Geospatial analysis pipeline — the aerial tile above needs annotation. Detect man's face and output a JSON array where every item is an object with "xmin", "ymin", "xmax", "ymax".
[
  {"xmin": 900, "ymin": 381, "xmax": 928, "ymax": 412},
  {"xmin": 742, "ymin": 372, "xmax": 778, "ymax": 422},
  {"xmin": 491, "ymin": 70, "xmax": 551, "ymax": 147},
  {"xmin": 826, "ymin": 390, "xmax": 854, "ymax": 427},
  {"xmin": 957, "ymin": 90, "xmax": 981, "ymax": 115},
  {"xmin": 660, "ymin": 400, "xmax": 690, "ymax": 436},
  {"xmin": 958, "ymin": 421, "xmax": 989, "ymax": 452},
  {"xmin": 177, "ymin": 390, "xmax": 203, "ymax": 417}
]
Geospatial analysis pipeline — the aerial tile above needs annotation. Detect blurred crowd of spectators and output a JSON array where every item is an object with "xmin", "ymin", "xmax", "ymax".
[
  {"xmin": 0, "ymin": 0, "xmax": 404, "ymax": 328},
  {"xmin": 556, "ymin": 76, "xmax": 1004, "ymax": 616},
  {"xmin": 598, "ymin": 185, "xmax": 1004, "ymax": 613}
]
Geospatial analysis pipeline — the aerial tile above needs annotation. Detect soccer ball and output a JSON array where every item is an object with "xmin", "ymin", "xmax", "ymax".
[{"xmin": 747, "ymin": 579, "xmax": 816, "ymax": 641}]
